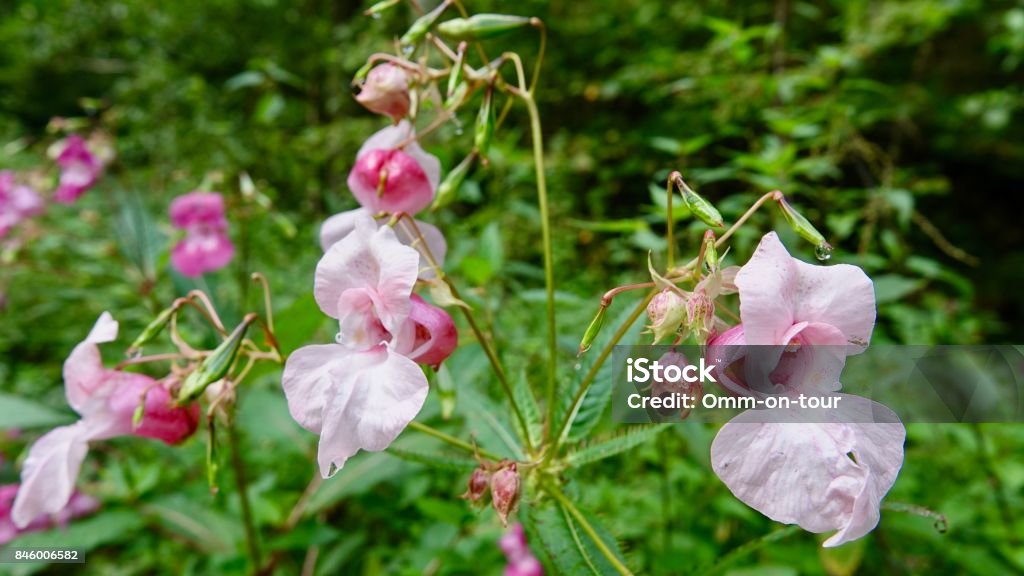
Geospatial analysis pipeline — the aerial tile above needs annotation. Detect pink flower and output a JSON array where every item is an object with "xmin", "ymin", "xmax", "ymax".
[
  {"xmin": 11, "ymin": 313, "xmax": 199, "ymax": 529},
  {"xmin": 282, "ymin": 213, "xmax": 431, "ymax": 477},
  {"xmin": 169, "ymin": 191, "xmax": 235, "ymax": 277},
  {"xmin": 708, "ymin": 232, "xmax": 904, "ymax": 547},
  {"xmin": 1, "ymin": 484, "xmax": 98, "ymax": 545},
  {"xmin": 355, "ymin": 64, "xmax": 411, "ymax": 123},
  {"xmin": 0, "ymin": 171, "xmax": 45, "ymax": 237},
  {"xmin": 53, "ymin": 136, "xmax": 104, "ymax": 203},
  {"xmin": 347, "ymin": 121, "xmax": 441, "ymax": 215},
  {"xmin": 320, "ymin": 207, "xmax": 447, "ymax": 278},
  {"xmin": 405, "ymin": 294, "xmax": 458, "ymax": 369},
  {"xmin": 500, "ymin": 524, "xmax": 544, "ymax": 576}
]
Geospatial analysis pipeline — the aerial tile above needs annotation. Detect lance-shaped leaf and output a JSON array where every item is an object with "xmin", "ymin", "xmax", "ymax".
[{"xmin": 566, "ymin": 425, "xmax": 671, "ymax": 468}]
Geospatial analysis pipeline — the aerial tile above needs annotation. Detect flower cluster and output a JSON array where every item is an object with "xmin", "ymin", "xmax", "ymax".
[
  {"xmin": 9, "ymin": 313, "xmax": 200, "ymax": 530},
  {"xmin": 284, "ymin": 87, "xmax": 457, "ymax": 477},
  {"xmin": 705, "ymin": 233, "xmax": 905, "ymax": 547},
  {"xmin": 0, "ymin": 171, "xmax": 44, "ymax": 239},
  {"xmin": 51, "ymin": 135, "xmax": 108, "ymax": 204},
  {"xmin": 169, "ymin": 191, "xmax": 235, "ymax": 277}
]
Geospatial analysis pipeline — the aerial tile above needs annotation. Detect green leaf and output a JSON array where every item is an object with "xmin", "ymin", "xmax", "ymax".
[
  {"xmin": 521, "ymin": 495, "xmax": 630, "ymax": 575},
  {"xmin": 566, "ymin": 425, "xmax": 671, "ymax": 468},
  {"xmin": 873, "ymin": 274, "xmax": 924, "ymax": 304},
  {"xmin": 143, "ymin": 496, "xmax": 241, "ymax": 553},
  {"xmin": 0, "ymin": 393, "xmax": 74, "ymax": 430},
  {"xmin": 512, "ymin": 369, "xmax": 543, "ymax": 448},
  {"xmin": 460, "ymin": 386, "xmax": 526, "ymax": 460}
]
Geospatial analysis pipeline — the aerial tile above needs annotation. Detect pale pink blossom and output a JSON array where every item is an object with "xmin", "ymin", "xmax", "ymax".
[
  {"xmin": 11, "ymin": 313, "xmax": 199, "ymax": 528},
  {"xmin": 500, "ymin": 524, "xmax": 544, "ymax": 576},
  {"xmin": 355, "ymin": 64, "xmax": 411, "ymax": 123},
  {"xmin": 708, "ymin": 232, "xmax": 903, "ymax": 547},
  {"xmin": 169, "ymin": 191, "xmax": 235, "ymax": 277},
  {"xmin": 53, "ymin": 136, "xmax": 103, "ymax": 204},
  {"xmin": 347, "ymin": 121, "xmax": 441, "ymax": 215},
  {"xmin": 319, "ymin": 207, "xmax": 447, "ymax": 277},
  {"xmin": 1, "ymin": 484, "xmax": 98, "ymax": 545},
  {"xmin": 0, "ymin": 171, "xmax": 45, "ymax": 237},
  {"xmin": 282, "ymin": 213, "xmax": 430, "ymax": 477}
]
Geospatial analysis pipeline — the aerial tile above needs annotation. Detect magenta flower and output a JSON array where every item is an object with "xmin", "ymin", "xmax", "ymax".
[
  {"xmin": 1, "ymin": 485, "xmax": 98, "ymax": 545},
  {"xmin": 0, "ymin": 171, "xmax": 45, "ymax": 238},
  {"xmin": 355, "ymin": 64, "xmax": 411, "ymax": 123},
  {"xmin": 53, "ymin": 136, "xmax": 104, "ymax": 204},
  {"xmin": 169, "ymin": 191, "xmax": 235, "ymax": 277},
  {"xmin": 499, "ymin": 524, "xmax": 544, "ymax": 576},
  {"xmin": 320, "ymin": 207, "xmax": 447, "ymax": 278},
  {"xmin": 405, "ymin": 294, "xmax": 458, "ymax": 369},
  {"xmin": 11, "ymin": 313, "xmax": 199, "ymax": 528},
  {"xmin": 283, "ymin": 213, "xmax": 433, "ymax": 477},
  {"xmin": 707, "ymin": 232, "xmax": 904, "ymax": 547},
  {"xmin": 348, "ymin": 121, "xmax": 441, "ymax": 215}
]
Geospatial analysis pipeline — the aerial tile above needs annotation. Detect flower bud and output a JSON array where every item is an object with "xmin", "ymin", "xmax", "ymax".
[
  {"xmin": 701, "ymin": 230, "xmax": 719, "ymax": 272},
  {"xmin": 400, "ymin": 1, "xmax": 448, "ymax": 50},
  {"xmin": 447, "ymin": 42, "xmax": 467, "ymax": 99},
  {"xmin": 432, "ymin": 152, "xmax": 476, "ymax": 211},
  {"xmin": 474, "ymin": 87, "xmax": 496, "ymax": 158},
  {"xmin": 647, "ymin": 288, "xmax": 686, "ymax": 343},
  {"xmin": 437, "ymin": 14, "xmax": 533, "ymax": 40},
  {"xmin": 685, "ymin": 289, "xmax": 716, "ymax": 344},
  {"xmin": 462, "ymin": 467, "xmax": 490, "ymax": 503},
  {"xmin": 578, "ymin": 304, "xmax": 607, "ymax": 356},
  {"xmin": 651, "ymin": 351, "xmax": 700, "ymax": 419},
  {"xmin": 363, "ymin": 0, "xmax": 400, "ymax": 17},
  {"xmin": 128, "ymin": 305, "xmax": 175, "ymax": 354},
  {"xmin": 355, "ymin": 64, "xmax": 411, "ymax": 123},
  {"xmin": 406, "ymin": 294, "xmax": 458, "ymax": 369},
  {"xmin": 676, "ymin": 177, "xmax": 723, "ymax": 228},
  {"xmin": 490, "ymin": 462, "xmax": 520, "ymax": 526},
  {"xmin": 445, "ymin": 81, "xmax": 470, "ymax": 111},
  {"xmin": 178, "ymin": 316, "xmax": 253, "ymax": 402}
]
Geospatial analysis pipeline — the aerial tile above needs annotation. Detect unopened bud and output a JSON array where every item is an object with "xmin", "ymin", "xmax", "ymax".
[
  {"xmin": 355, "ymin": 64, "xmax": 411, "ymax": 123},
  {"xmin": 474, "ymin": 86, "xmax": 495, "ymax": 159},
  {"xmin": 686, "ymin": 290, "xmax": 715, "ymax": 344},
  {"xmin": 647, "ymin": 288, "xmax": 686, "ymax": 343},
  {"xmin": 445, "ymin": 82, "xmax": 469, "ymax": 111},
  {"xmin": 433, "ymin": 152, "xmax": 476, "ymax": 211},
  {"xmin": 400, "ymin": 1, "xmax": 448, "ymax": 50},
  {"xmin": 178, "ymin": 315, "xmax": 253, "ymax": 402},
  {"xmin": 128, "ymin": 305, "xmax": 175, "ymax": 354},
  {"xmin": 490, "ymin": 462, "xmax": 520, "ymax": 526},
  {"xmin": 364, "ymin": 0, "xmax": 400, "ymax": 17},
  {"xmin": 774, "ymin": 192, "xmax": 831, "ymax": 257},
  {"xmin": 462, "ymin": 467, "xmax": 490, "ymax": 503},
  {"xmin": 578, "ymin": 304, "xmax": 607, "ymax": 356},
  {"xmin": 437, "ymin": 14, "xmax": 533, "ymax": 40},
  {"xmin": 676, "ymin": 177, "xmax": 724, "ymax": 228},
  {"xmin": 652, "ymin": 351, "xmax": 701, "ymax": 419},
  {"xmin": 447, "ymin": 42, "xmax": 467, "ymax": 98},
  {"xmin": 701, "ymin": 230, "xmax": 718, "ymax": 272}
]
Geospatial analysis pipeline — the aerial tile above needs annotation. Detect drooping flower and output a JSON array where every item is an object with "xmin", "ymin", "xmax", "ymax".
[
  {"xmin": 1, "ymin": 484, "xmax": 98, "ymax": 545},
  {"xmin": 169, "ymin": 191, "xmax": 235, "ymax": 277},
  {"xmin": 707, "ymin": 232, "xmax": 904, "ymax": 548},
  {"xmin": 319, "ymin": 207, "xmax": 447, "ymax": 277},
  {"xmin": 499, "ymin": 524, "xmax": 544, "ymax": 576},
  {"xmin": 11, "ymin": 313, "xmax": 199, "ymax": 528},
  {"xmin": 490, "ymin": 462, "xmax": 520, "ymax": 526},
  {"xmin": 355, "ymin": 64, "xmax": 411, "ymax": 123},
  {"xmin": 282, "ymin": 213, "xmax": 432, "ymax": 478},
  {"xmin": 53, "ymin": 135, "xmax": 104, "ymax": 204},
  {"xmin": 348, "ymin": 121, "xmax": 441, "ymax": 215},
  {"xmin": 0, "ymin": 171, "xmax": 45, "ymax": 238}
]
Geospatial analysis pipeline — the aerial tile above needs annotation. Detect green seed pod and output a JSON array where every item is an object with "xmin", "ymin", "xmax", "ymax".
[
  {"xmin": 775, "ymin": 193, "xmax": 829, "ymax": 248},
  {"xmin": 437, "ymin": 14, "xmax": 533, "ymax": 40},
  {"xmin": 447, "ymin": 42, "xmax": 467, "ymax": 98},
  {"xmin": 677, "ymin": 180, "xmax": 724, "ymax": 228},
  {"xmin": 178, "ymin": 316, "xmax": 253, "ymax": 403},
  {"xmin": 474, "ymin": 87, "xmax": 495, "ymax": 157},
  {"xmin": 578, "ymin": 305, "xmax": 607, "ymax": 356},
  {"xmin": 400, "ymin": 1, "xmax": 449, "ymax": 50},
  {"xmin": 701, "ymin": 230, "xmax": 719, "ymax": 272},
  {"xmin": 364, "ymin": 0, "xmax": 400, "ymax": 17},
  {"xmin": 445, "ymin": 81, "xmax": 469, "ymax": 111},
  {"xmin": 433, "ymin": 153, "xmax": 476, "ymax": 211},
  {"xmin": 128, "ymin": 305, "xmax": 176, "ymax": 353}
]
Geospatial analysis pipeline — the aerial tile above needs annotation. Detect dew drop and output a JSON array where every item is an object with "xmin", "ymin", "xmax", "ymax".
[
  {"xmin": 574, "ymin": 362, "xmax": 582, "ymax": 371},
  {"xmin": 401, "ymin": 44, "xmax": 415, "ymax": 57},
  {"xmin": 452, "ymin": 117, "xmax": 464, "ymax": 136},
  {"xmin": 126, "ymin": 348, "xmax": 142, "ymax": 359},
  {"xmin": 370, "ymin": 12, "xmax": 382, "ymax": 20},
  {"xmin": 814, "ymin": 243, "xmax": 833, "ymax": 261}
]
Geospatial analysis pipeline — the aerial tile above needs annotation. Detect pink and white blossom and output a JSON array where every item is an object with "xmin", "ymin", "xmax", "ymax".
[
  {"xmin": 0, "ymin": 171, "xmax": 45, "ymax": 238},
  {"xmin": 347, "ymin": 121, "xmax": 441, "ymax": 215},
  {"xmin": 169, "ymin": 191, "xmax": 235, "ymax": 277},
  {"xmin": 53, "ymin": 136, "xmax": 104, "ymax": 204},
  {"xmin": 11, "ymin": 313, "xmax": 199, "ymax": 528},
  {"xmin": 1, "ymin": 484, "xmax": 98, "ymax": 545},
  {"xmin": 319, "ymin": 207, "xmax": 447, "ymax": 277},
  {"xmin": 355, "ymin": 64, "xmax": 411, "ymax": 123},
  {"xmin": 499, "ymin": 523, "xmax": 544, "ymax": 576}
]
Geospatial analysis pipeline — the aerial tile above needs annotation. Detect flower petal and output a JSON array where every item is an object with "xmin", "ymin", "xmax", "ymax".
[
  {"xmin": 710, "ymin": 395, "xmax": 905, "ymax": 547},
  {"xmin": 319, "ymin": 209, "xmax": 446, "ymax": 277},
  {"xmin": 316, "ymin": 346, "xmax": 427, "ymax": 477},
  {"xmin": 64, "ymin": 312, "xmax": 119, "ymax": 414},
  {"xmin": 281, "ymin": 344, "xmax": 349, "ymax": 434}
]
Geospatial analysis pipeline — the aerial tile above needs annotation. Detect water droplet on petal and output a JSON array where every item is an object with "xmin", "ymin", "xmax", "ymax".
[{"xmin": 814, "ymin": 243, "xmax": 833, "ymax": 261}]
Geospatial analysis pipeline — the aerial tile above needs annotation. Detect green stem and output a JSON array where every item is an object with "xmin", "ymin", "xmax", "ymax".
[
  {"xmin": 522, "ymin": 93, "xmax": 558, "ymax": 438},
  {"xmin": 545, "ymin": 482, "xmax": 634, "ymax": 576},
  {"xmin": 666, "ymin": 176, "xmax": 675, "ymax": 268},
  {"xmin": 408, "ymin": 420, "xmax": 501, "ymax": 461},
  {"xmin": 227, "ymin": 424, "xmax": 261, "ymax": 573}
]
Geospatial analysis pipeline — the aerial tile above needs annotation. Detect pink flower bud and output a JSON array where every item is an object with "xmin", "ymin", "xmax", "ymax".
[
  {"xmin": 490, "ymin": 462, "xmax": 520, "ymax": 526},
  {"xmin": 462, "ymin": 466, "xmax": 490, "ymax": 503},
  {"xmin": 108, "ymin": 379, "xmax": 201, "ymax": 445},
  {"xmin": 406, "ymin": 294, "xmax": 458, "ymax": 369},
  {"xmin": 647, "ymin": 288, "xmax": 686, "ymax": 343},
  {"xmin": 651, "ymin": 351, "xmax": 700, "ymax": 419},
  {"xmin": 53, "ymin": 135, "xmax": 103, "ymax": 204},
  {"xmin": 348, "ymin": 148, "xmax": 434, "ymax": 215},
  {"xmin": 685, "ymin": 290, "xmax": 716, "ymax": 344},
  {"xmin": 355, "ymin": 64, "xmax": 411, "ymax": 123}
]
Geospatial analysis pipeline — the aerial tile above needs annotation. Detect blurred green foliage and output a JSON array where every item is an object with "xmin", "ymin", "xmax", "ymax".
[{"xmin": 2, "ymin": 0, "xmax": 1023, "ymax": 574}]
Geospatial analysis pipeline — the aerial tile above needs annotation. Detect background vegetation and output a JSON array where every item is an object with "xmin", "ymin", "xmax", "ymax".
[{"xmin": 2, "ymin": 0, "xmax": 1023, "ymax": 574}]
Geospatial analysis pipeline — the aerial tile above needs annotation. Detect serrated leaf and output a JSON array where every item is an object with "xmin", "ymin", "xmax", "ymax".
[
  {"xmin": 0, "ymin": 393, "xmax": 74, "ymax": 430},
  {"xmin": 460, "ymin": 386, "xmax": 526, "ymax": 460},
  {"xmin": 512, "ymin": 369, "xmax": 543, "ymax": 448},
  {"xmin": 521, "ymin": 495, "xmax": 630, "ymax": 575},
  {"xmin": 566, "ymin": 425, "xmax": 671, "ymax": 468}
]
